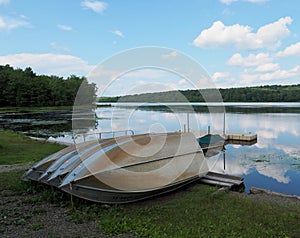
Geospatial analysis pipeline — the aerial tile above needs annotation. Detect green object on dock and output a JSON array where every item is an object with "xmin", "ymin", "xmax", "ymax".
[{"xmin": 197, "ymin": 134, "xmax": 225, "ymax": 146}]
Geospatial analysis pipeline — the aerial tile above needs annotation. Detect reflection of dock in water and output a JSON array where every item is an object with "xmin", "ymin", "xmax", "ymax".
[{"xmin": 225, "ymin": 139, "xmax": 257, "ymax": 146}]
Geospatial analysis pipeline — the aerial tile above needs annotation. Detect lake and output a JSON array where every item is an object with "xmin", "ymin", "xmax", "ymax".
[
  {"xmin": 96, "ymin": 102, "xmax": 300, "ymax": 196},
  {"xmin": 1, "ymin": 103, "xmax": 300, "ymax": 196}
]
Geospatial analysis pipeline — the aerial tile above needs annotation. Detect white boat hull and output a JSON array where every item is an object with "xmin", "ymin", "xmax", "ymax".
[{"xmin": 23, "ymin": 132, "xmax": 209, "ymax": 203}]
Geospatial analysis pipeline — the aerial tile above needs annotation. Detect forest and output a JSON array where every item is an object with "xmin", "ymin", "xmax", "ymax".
[
  {"xmin": 0, "ymin": 65, "xmax": 97, "ymax": 107},
  {"xmin": 99, "ymin": 84, "xmax": 300, "ymax": 103},
  {"xmin": 1, "ymin": 64, "xmax": 299, "ymax": 107}
]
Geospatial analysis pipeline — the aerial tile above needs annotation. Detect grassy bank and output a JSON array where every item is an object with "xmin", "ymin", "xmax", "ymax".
[
  {"xmin": 0, "ymin": 130, "xmax": 65, "ymax": 165},
  {"xmin": 1, "ymin": 131, "xmax": 300, "ymax": 237},
  {"xmin": 65, "ymin": 184, "xmax": 300, "ymax": 238},
  {"xmin": 0, "ymin": 106, "xmax": 72, "ymax": 112}
]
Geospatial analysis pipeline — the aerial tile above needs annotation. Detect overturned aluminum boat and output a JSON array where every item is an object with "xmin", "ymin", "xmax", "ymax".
[{"xmin": 22, "ymin": 132, "xmax": 209, "ymax": 203}]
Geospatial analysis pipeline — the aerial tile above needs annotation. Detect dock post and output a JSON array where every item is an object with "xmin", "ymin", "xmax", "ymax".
[
  {"xmin": 223, "ymin": 151, "xmax": 226, "ymax": 170},
  {"xmin": 223, "ymin": 111, "xmax": 226, "ymax": 136},
  {"xmin": 187, "ymin": 113, "xmax": 190, "ymax": 132}
]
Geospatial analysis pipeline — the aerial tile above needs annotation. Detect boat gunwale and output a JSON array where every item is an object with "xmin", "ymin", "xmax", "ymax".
[{"xmin": 70, "ymin": 174, "xmax": 202, "ymax": 194}]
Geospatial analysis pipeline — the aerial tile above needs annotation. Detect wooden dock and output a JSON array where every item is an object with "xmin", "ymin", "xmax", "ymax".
[
  {"xmin": 199, "ymin": 171, "xmax": 244, "ymax": 190},
  {"xmin": 224, "ymin": 132, "xmax": 257, "ymax": 142},
  {"xmin": 190, "ymin": 130, "xmax": 257, "ymax": 144}
]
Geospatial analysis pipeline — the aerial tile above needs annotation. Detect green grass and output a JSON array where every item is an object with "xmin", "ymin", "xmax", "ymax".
[
  {"xmin": 1, "ymin": 130, "xmax": 300, "ymax": 238},
  {"xmin": 0, "ymin": 130, "xmax": 65, "ymax": 165},
  {"xmin": 0, "ymin": 106, "xmax": 72, "ymax": 112},
  {"xmin": 0, "ymin": 170, "xmax": 27, "ymax": 191},
  {"xmin": 67, "ymin": 186, "xmax": 300, "ymax": 238}
]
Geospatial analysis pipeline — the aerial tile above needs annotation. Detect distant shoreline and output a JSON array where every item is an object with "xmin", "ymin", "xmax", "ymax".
[{"xmin": 98, "ymin": 84, "xmax": 300, "ymax": 103}]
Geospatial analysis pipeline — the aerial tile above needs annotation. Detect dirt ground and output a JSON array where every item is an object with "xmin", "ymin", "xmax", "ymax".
[
  {"xmin": 0, "ymin": 163, "xmax": 34, "ymax": 173},
  {"xmin": 1, "ymin": 192, "xmax": 102, "ymax": 238},
  {"xmin": 0, "ymin": 163, "xmax": 133, "ymax": 238}
]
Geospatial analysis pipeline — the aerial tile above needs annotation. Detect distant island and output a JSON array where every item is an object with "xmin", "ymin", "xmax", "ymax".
[{"xmin": 99, "ymin": 84, "xmax": 300, "ymax": 103}]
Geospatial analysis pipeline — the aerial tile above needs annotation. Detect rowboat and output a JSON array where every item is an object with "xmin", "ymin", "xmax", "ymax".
[
  {"xmin": 197, "ymin": 133, "xmax": 225, "ymax": 157},
  {"xmin": 197, "ymin": 133, "xmax": 225, "ymax": 148},
  {"xmin": 22, "ymin": 132, "xmax": 209, "ymax": 203}
]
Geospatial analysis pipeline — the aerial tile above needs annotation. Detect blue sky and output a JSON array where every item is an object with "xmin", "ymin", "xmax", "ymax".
[{"xmin": 1, "ymin": 0, "xmax": 300, "ymax": 96}]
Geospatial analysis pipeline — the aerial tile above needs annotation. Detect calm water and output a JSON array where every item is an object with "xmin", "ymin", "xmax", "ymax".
[
  {"xmin": 96, "ymin": 103, "xmax": 300, "ymax": 196},
  {"xmin": 1, "ymin": 103, "xmax": 300, "ymax": 196}
]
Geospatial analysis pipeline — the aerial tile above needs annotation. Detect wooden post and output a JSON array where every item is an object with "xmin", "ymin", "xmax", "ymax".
[
  {"xmin": 223, "ymin": 111, "xmax": 226, "ymax": 136},
  {"xmin": 187, "ymin": 113, "xmax": 190, "ymax": 133},
  {"xmin": 223, "ymin": 150, "xmax": 226, "ymax": 171},
  {"xmin": 70, "ymin": 183, "xmax": 74, "ymax": 210}
]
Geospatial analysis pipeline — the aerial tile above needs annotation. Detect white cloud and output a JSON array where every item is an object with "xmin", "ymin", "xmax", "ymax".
[
  {"xmin": 211, "ymin": 71, "xmax": 229, "ymax": 81},
  {"xmin": 161, "ymin": 51, "xmax": 178, "ymax": 59},
  {"xmin": 227, "ymin": 53, "xmax": 272, "ymax": 67},
  {"xmin": 255, "ymin": 63, "xmax": 279, "ymax": 72},
  {"xmin": 193, "ymin": 21, "xmax": 251, "ymax": 49},
  {"xmin": 0, "ymin": 15, "xmax": 30, "ymax": 31},
  {"xmin": 111, "ymin": 30, "xmax": 124, "ymax": 38},
  {"xmin": 210, "ymin": 72, "xmax": 240, "ymax": 88},
  {"xmin": 91, "ymin": 67, "xmax": 193, "ymax": 96},
  {"xmin": 121, "ymin": 68, "xmax": 169, "ymax": 80},
  {"xmin": 81, "ymin": 0, "xmax": 107, "ymax": 13},
  {"xmin": 246, "ymin": 0, "xmax": 269, "ymax": 3},
  {"xmin": 229, "ymin": 65, "xmax": 300, "ymax": 86},
  {"xmin": 57, "ymin": 24, "xmax": 73, "ymax": 31},
  {"xmin": 193, "ymin": 17, "xmax": 292, "ymax": 50},
  {"xmin": 220, "ymin": 0, "xmax": 268, "ymax": 4},
  {"xmin": 239, "ymin": 72, "xmax": 258, "ymax": 85},
  {"xmin": 233, "ymin": 65, "xmax": 300, "ymax": 85},
  {"xmin": 257, "ymin": 164, "xmax": 290, "ymax": 184},
  {"xmin": 276, "ymin": 42, "xmax": 300, "ymax": 57},
  {"xmin": 256, "ymin": 17, "xmax": 292, "ymax": 50},
  {"xmin": 0, "ymin": 53, "xmax": 94, "ymax": 77},
  {"xmin": 0, "ymin": 0, "xmax": 10, "ymax": 5},
  {"xmin": 178, "ymin": 78, "xmax": 187, "ymax": 85},
  {"xmin": 259, "ymin": 66, "xmax": 300, "ymax": 81},
  {"xmin": 220, "ymin": 0, "xmax": 238, "ymax": 4}
]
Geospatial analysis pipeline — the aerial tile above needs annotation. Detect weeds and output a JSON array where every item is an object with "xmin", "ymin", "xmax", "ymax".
[{"xmin": 31, "ymin": 223, "xmax": 44, "ymax": 231}]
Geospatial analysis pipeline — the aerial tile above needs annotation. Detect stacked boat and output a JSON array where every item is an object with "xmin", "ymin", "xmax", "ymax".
[{"xmin": 22, "ymin": 132, "xmax": 211, "ymax": 204}]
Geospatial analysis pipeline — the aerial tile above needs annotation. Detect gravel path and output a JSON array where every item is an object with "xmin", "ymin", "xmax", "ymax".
[{"xmin": 0, "ymin": 162, "xmax": 33, "ymax": 173}]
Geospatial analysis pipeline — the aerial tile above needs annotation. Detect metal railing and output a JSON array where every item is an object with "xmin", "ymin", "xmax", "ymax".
[{"xmin": 73, "ymin": 129, "xmax": 135, "ymax": 142}]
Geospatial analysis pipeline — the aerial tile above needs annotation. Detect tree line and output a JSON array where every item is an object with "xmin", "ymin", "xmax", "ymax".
[
  {"xmin": 0, "ymin": 65, "xmax": 97, "ymax": 107},
  {"xmin": 98, "ymin": 84, "xmax": 300, "ymax": 103}
]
